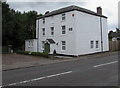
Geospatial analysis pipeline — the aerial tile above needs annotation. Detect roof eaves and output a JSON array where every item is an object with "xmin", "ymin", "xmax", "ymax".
[{"xmin": 36, "ymin": 5, "xmax": 107, "ymax": 19}]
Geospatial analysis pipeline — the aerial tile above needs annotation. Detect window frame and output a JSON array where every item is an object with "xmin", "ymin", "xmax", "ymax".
[
  {"xmin": 51, "ymin": 27, "xmax": 54, "ymax": 35},
  {"xmin": 96, "ymin": 41, "xmax": 99, "ymax": 48},
  {"xmin": 43, "ymin": 18, "xmax": 45, "ymax": 24},
  {"xmin": 69, "ymin": 28, "xmax": 73, "ymax": 31},
  {"xmin": 42, "ymin": 28, "xmax": 45, "ymax": 36},
  {"xmin": 62, "ymin": 25, "xmax": 66, "ymax": 34},
  {"xmin": 90, "ymin": 41, "xmax": 94, "ymax": 49},
  {"xmin": 41, "ymin": 41, "xmax": 45, "ymax": 49},
  {"xmin": 62, "ymin": 13, "xmax": 65, "ymax": 20},
  {"xmin": 61, "ymin": 41, "xmax": 66, "ymax": 50}
]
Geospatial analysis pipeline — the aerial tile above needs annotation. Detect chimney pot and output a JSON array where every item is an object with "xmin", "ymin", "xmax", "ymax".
[
  {"xmin": 97, "ymin": 7, "xmax": 102, "ymax": 15},
  {"xmin": 45, "ymin": 11, "xmax": 50, "ymax": 15}
]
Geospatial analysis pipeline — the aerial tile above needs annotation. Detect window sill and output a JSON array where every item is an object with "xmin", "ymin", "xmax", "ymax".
[
  {"xmin": 50, "ymin": 35, "xmax": 54, "ymax": 37},
  {"xmin": 61, "ymin": 50, "xmax": 66, "ymax": 51},
  {"xmin": 42, "ymin": 35, "xmax": 45, "ymax": 37},
  {"xmin": 61, "ymin": 34, "xmax": 66, "ymax": 36},
  {"xmin": 61, "ymin": 20, "xmax": 65, "ymax": 22}
]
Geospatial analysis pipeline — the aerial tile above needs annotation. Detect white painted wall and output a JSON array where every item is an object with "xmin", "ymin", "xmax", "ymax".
[
  {"xmin": 38, "ymin": 11, "xmax": 77, "ymax": 55},
  {"xmin": 101, "ymin": 17, "xmax": 109, "ymax": 52},
  {"xmin": 35, "ymin": 9, "xmax": 108, "ymax": 56},
  {"xmin": 25, "ymin": 39, "xmax": 37, "ymax": 52},
  {"xmin": 75, "ymin": 10, "xmax": 109, "ymax": 55}
]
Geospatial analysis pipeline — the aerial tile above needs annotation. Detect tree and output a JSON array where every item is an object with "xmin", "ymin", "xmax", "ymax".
[
  {"xmin": 2, "ymin": 2, "xmax": 15, "ymax": 46},
  {"xmin": 2, "ymin": 2, "xmax": 43, "ymax": 51}
]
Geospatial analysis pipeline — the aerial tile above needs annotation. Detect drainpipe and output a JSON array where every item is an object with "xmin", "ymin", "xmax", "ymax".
[
  {"xmin": 37, "ymin": 19, "xmax": 39, "ymax": 52},
  {"xmin": 97, "ymin": 7, "xmax": 103, "ymax": 52},
  {"xmin": 100, "ymin": 17, "xmax": 103, "ymax": 52}
]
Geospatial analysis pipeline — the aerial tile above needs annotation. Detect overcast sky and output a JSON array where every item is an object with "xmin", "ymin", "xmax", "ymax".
[{"xmin": 7, "ymin": 0, "xmax": 119, "ymax": 32}]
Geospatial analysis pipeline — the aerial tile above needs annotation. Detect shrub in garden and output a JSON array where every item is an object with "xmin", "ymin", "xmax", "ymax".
[
  {"xmin": 16, "ymin": 50, "xmax": 31, "ymax": 55},
  {"xmin": 31, "ymin": 52, "xmax": 49, "ymax": 58}
]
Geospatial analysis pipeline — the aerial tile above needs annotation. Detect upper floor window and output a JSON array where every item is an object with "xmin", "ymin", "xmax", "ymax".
[
  {"xmin": 42, "ymin": 28, "xmax": 45, "ymax": 35},
  {"xmin": 90, "ymin": 41, "xmax": 94, "ymax": 48},
  {"xmin": 62, "ymin": 13, "xmax": 65, "ymax": 20},
  {"xmin": 62, "ymin": 25, "xmax": 66, "ymax": 34},
  {"xmin": 96, "ymin": 41, "xmax": 99, "ymax": 48},
  {"xmin": 43, "ymin": 18, "xmax": 45, "ymax": 24},
  {"xmin": 62, "ymin": 41, "xmax": 66, "ymax": 50},
  {"xmin": 69, "ymin": 28, "xmax": 73, "ymax": 31},
  {"xmin": 51, "ymin": 27, "xmax": 54, "ymax": 35}
]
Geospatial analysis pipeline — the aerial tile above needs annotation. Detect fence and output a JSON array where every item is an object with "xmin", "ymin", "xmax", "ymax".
[{"xmin": 109, "ymin": 40, "xmax": 120, "ymax": 51}]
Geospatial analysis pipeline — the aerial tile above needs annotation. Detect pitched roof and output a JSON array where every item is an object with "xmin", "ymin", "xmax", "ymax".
[{"xmin": 37, "ymin": 5, "xmax": 107, "ymax": 19}]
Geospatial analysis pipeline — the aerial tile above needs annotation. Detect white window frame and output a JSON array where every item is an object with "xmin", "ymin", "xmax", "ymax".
[
  {"xmin": 61, "ymin": 41, "xmax": 66, "ymax": 50},
  {"xmin": 28, "ymin": 41, "xmax": 33, "ymax": 48},
  {"xmin": 62, "ymin": 13, "xmax": 65, "ymax": 20},
  {"xmin": 43, "ymin": 18, "xmax": 45, "ymax": 24},
  {"xmin": 69, "ymin": 28, "xmax": 73, "ymax": 31},
  {"xmin": 90, "ymin": 41, "xmax": 94, "ymax": 48},
  {"xmin": 51, "ymin": 27, "xmax": 54, "ymax": 35},
  {"xmin": 41, "ymin": 41, "xmax": 45, "ymax": 49},
  {"xmin": 42, "ymin": 28, "xmax": 45, "ymax": 36},
  {"xmin": 62, "ymin": 25, "xmax": 66, "ymax": 34},
  {"xmin": 28, "ymin": 41, "xmax": 30, "ymax": 48},
  {"xmin": 31, "ymin": 41, "xmax": 33, "ymax": 47},
  {"xmin": 96, "ymin": 41, "xmax": 99, "ymax": 48}
]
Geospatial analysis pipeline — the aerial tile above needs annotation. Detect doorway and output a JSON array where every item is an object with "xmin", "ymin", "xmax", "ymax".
[{"xmin": 44, "ymin": 42, "xmax": 50, "ymax": 53}]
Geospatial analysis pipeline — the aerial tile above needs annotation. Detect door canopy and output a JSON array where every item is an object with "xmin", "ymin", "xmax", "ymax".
[{"xmin": 45, "ymin": 39, "xmax": 55, "ymax": 44}]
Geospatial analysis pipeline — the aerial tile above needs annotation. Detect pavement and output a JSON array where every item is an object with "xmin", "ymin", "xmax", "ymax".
[
  {"xmin": 2, "ymin": 51, "xmax": 119, "ymax": 71},
  {"xmin": 2, "ymin": 51, "xmax": 118, "ymax": 86}
]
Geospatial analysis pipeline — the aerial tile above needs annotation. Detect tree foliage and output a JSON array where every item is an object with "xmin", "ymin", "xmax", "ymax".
[
  {"xmin": 2, "ymin": 2, "xmax": 42, "ymax": 51},
  {"xmin": 108, "ymin": 28, "xmax": 120, "ymax": 40}
]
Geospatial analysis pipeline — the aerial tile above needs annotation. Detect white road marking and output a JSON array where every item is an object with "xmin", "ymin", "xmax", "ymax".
[
  {"xmin": 93, "ymin": 61, "xmax": 118, "ymax": 68},
  {"xmin": 4, "ymin": 71, "xmax": 72, "ymax": 86}
]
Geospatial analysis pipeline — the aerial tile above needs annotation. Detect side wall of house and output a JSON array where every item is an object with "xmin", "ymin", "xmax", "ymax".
[
  {"xmin": 75, "ymin": 11, "xmax": 109, "ymax": 55},
  {"xmin": 102, "ymin": 17, "xmax": 109, "ymax": 52},
  {"xmin": 38, "ymin": 11, "xmax": 77, "ymax": 55},
  {"xmin": 25, "ymin": 39, "xmax": 37, "ymax": 52}
]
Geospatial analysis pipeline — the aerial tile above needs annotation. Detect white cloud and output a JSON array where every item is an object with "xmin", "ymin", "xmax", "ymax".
[
  {"xmin": 7, "ymin": 0, "xmax": 120, "ymax": 31},
  {"xmin": 79, "ymin": 0, "xmax": 119, "ymax": 31}
]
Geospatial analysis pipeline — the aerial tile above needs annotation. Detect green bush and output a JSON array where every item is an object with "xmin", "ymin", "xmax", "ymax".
[
  {"xmin": 16, "ymin": 50, "xmax": 31, "ymax": 55},
  {"xmin": 31, "ymin": 52, "xmax": 49, "ymax": 58},
  {"xmin": 16, "ymin": 50, "xmax": 49, "ymax": 58}
]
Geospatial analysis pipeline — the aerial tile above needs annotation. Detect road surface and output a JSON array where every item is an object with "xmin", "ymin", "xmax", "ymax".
[{"xmin": 2, "ymin": 53, "xmax": 118, "ymax": 86}]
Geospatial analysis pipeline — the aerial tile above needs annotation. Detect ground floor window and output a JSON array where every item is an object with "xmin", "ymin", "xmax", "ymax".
[
  {"xmin": 41, "ymin": 41, "xmax": 45, "ymax": 49},
  {"xmin": 96, "ymin": 41, "xmax": 99, "ymax": 48},
  {"xmin": 62, "ymin": 41, "xmax": 66, "ymax": 50},
  {"xmin": 28, "ymin": 41, "xmax": 33, "ymax": 47},
  {"xmin": 90, "ymin": 41, "xmax": 94, "ymax": 48}
]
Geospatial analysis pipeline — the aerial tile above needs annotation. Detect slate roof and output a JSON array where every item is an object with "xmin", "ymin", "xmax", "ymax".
[
  {"xmin": 47, "ymin": 39, "xmax": 55, "ymax": 44},
  {"xmin": 37, "ymin": 5, "xmax": 107, "ymax": 19}
]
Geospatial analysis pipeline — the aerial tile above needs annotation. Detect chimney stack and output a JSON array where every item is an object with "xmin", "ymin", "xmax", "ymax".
[{"xmin": 97, "ymin": 7, "xmax": 102, "ymax": 15}]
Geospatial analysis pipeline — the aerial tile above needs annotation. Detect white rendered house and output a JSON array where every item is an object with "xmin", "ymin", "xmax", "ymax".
[{"xmin": 25, "ymin": 5, "xmax": 109, "ymax": 56}]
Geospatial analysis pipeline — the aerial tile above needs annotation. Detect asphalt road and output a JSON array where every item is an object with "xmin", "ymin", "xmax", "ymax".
[{"xmin": 2, "ymin": 53, "xmax": 118, "ymax": 86}]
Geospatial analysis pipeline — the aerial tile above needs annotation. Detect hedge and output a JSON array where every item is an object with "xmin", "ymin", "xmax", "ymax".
[
  {"xmin": 16, "ymin": 50, "xmax": 31, "ymax": 55},
  {"xmin": 31, "ymin": 52, "xmax": 49, "ymax": 58},
  {"xmin": 16, "ymin": 50, "xmax": 49, "ymax": 58}
]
